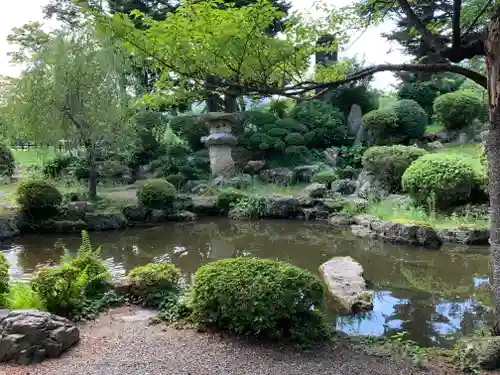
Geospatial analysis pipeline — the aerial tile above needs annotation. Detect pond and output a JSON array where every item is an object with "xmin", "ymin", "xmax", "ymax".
[{"xmin": 0, "ymin": 218, "xmax": 493, "ymax": 348}]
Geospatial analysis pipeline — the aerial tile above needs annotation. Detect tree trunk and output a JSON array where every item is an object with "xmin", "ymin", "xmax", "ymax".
[
  {"xmin": 485, "ymin": 6, "xmax": 500, "ymax": 332},
  {"xmin": 86, "ymin": 145, "xmax": 98, "ymax": 201}
]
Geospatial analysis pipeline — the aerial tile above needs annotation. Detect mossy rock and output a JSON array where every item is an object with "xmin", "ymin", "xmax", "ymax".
[
  {"xmin": 40, "ymin": 220, "xmax": 88, "ymax": 233},
  {"xmin": 84, "ymin": 212, "xmax": 128, "ymax": 231}
]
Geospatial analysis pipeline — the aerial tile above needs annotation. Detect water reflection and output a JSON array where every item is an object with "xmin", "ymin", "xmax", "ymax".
[{"xmin": 0, "ymin": 218, "xmax": 493, "ymax": 347}]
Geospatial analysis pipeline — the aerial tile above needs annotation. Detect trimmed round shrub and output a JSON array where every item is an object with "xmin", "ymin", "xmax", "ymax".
[
  {"xmin": 137, "ymin": 179, "xmax": 176, "ymax": 209},
  {"xmin": 129, "ymin": 262, "xmax": 180, "ymax": 306},
  {"xmin": 43, "ymin": 154, "xmax": 75, "ymax": 179},
  {"xmin": 16, "ymin": 180, "xmax": 62, "ymax": 216},
  {"xmin": 190, "ymin": 257, "xmax": 328, "ymax": 344},
  {"xmin": 433, "ymin": 92, "xmax": 486, "ymax": 131},
  {"xmin": 0, "ymin": 144, "xmax": 15, "ymax": 178},
  {"xmin": 398, "ymin": 81, "xmax": 439, "ymax": 116},
  {"xmin": 274, "ymin": 139, "xmax": 286, "ymax": 151},
  {"xmin": 284, "ymin": 132, "xmax": 305, "ymax": 146},
  {"xmin": 391, "ymin": 99, "xmax": 428, "ymax": 140},
  {"xmin": 284, "ymin": 145, "xmax": 309, "ymax": 161},
  {"xmin": 362, "ymin": 145, "xmax": 427, "ymax": 193},
  {"xmin": 0, "ymin": 252, "xmax": 9, "ymax": 295},
  {"xmin": 165, "ymin": 173, "xmax": 186, "ymax": 189},
  {"xmin": 402, "ymin": 153, "xmax": 478, "ymax": 209},
  {"xmin": 274, "ymin": 118, "xmax": 309, "ymax": 134},
  {"xmin": 361, "ymin": 108, "xmax": 398, "ymax": 145},
  {"xmin": 216, "ymin": 188, "xmax": 249, "ymax": 213},
  {"xmin": 312, "ymin": 171, "xmax": 338, "ymax": 188}
]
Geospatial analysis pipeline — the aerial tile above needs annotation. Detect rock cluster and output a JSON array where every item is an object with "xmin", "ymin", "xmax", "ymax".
[{"xmin": 0, "ymin": 309, "xmax": 80, "ymax": 364}]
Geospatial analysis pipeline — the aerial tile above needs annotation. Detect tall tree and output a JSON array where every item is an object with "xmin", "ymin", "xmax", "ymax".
[{"xmin": 6, "ymin": 28, "xmax": 135, "ymax": 200}]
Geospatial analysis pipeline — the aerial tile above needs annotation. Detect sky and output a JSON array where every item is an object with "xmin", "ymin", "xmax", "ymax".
[{"xmin": 0, "ymin": 0, "xmax": 409, "ymax": 89}]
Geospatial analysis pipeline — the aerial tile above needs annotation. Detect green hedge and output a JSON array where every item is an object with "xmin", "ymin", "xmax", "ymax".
[
  {"xmin": 433, "ymin": 92, "xmax": 486, "ymax": 131},
  {"xmin": 402, "ymin": 153, "xmax": 478, "ymax": 209},
  {"xmin": 362, "ymin": 145, "xmax": 427, "ymax": 192},
  {"xmin": 190, "ymin": 257, "xmax": 328, "ymax": 344},
  {"xmin": 137, "ymin": 179, "xmax": 176, "ymax": 210}
]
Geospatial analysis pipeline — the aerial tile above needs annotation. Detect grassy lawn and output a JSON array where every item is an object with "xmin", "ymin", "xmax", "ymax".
[
  {"xmin": 433, "ymin": 143, "xmax": 483, "ymax": 172},
  {"xmin": 366, "ymin": 200, "xmax": 489, "ymax": 229},
  {"xmin": 241, "ymin": 182, "xmax": 305, "ymax": 196},
  {"xmin": 425, "ymin": 123, "xmax": 444, "ymax": 133}
]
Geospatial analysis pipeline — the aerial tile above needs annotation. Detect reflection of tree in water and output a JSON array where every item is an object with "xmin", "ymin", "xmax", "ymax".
[{"xmin": 378, "ymin": 261, "xmax": 493, "ymax": 348}]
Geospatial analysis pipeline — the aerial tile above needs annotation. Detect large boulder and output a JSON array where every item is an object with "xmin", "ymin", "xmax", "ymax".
[
  {"xmin": 437, "ymin": 228, "xmax": 490, "ymax": 245},
  {"xmin": 263, "ymin": 196, "xmax": 298, "ymax": 218},
  {"xmin": 304, "ymin": 183, "xmax": 327, "ymax": 198},
  {"xmin": 259, "ymin": 168, "xmax": 293, "ymax": 185},
  {"xmin": 189, "ymin": 196, "xmax": 220, "ymax": 216},
  {"xmin": 293, "ymin": 165, "xmax": 323, "ymax": 183},
  {"xmin": 244, "ymin": 160, "xmax": 266, "ymax": 174},
  {"xmin": 454, "ymin": 336, "xmax": 500, "ymax": 371},
  {"xmin": 212, "ymin": 174, "xmax": 252, "ymax": 189},
  {"xmin": 331, "ymin": 179, "xmax": 357, "ymax": 195},
  {"xmin": 0, "ymin": 309, "xmax": 80, "ymax": 364},
  {"xmin": 84, "ymin": 211, "xmax": 128, "ymax": 231},
  {"xmin": 0, "ymin": 217, "xmax": 20, "ymax": 240},
  {"xmin": 355, "ymin": 170, "xmax": 389, "ymax": 200},
  {"xmin": 319, "ymin": 256, "xmax": 373, "ymax": 313}
]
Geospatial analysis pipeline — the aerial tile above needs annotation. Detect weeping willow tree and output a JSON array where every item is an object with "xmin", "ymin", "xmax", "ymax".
[{"xmin": 6, "ymin": 27, "xmax": 135, "ymax": 200}]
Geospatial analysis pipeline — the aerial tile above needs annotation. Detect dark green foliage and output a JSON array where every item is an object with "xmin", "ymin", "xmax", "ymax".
[
  {"xmin": 402, "ymin": 153, "xmax": 478, "ymax": 210},
  {"xmin": 284, "ymin": 145, "xmax": 309, "ymax": 162},
  {"xmin": 311, "ymin": 171, "xmax": 337, "ymax": 188},
  {"xmin": 329, "ymin": 85, "xmax": 379, "ymax": 118},
  {"xmin": 128, "ymin": 262, "xmax": 181, "ymax": 308},
  {"xmin": 216, "ymin": 188, "xmax": 249, "ymax": 213},
  {"xmin": 398, "ymin": 81, "xmax": 439, "ymax": 116},
  {"xmin": 289, "ymin": 100, "xmax": 346, "ymax": 148},
  {"xmin": 268, "ymin": 99, "xmax": 290, "ymax": 118},
  {"xmin": 0, "ymin": 252, "xmax": 9, "ymax": 296},
  {"xmin": 334, "ymin": 145, "xmax": 366, "ymax": 171},
  {"xmin": 43, "ymin": 154, "xmax": 75, "ymax": 179},
  {"xmin": 391, "ymin": 99, "xmax": 428, "ymax": 140},
  {"xmin": 267, "ymin": 127, "xmax": 289, "ymax": 138},
  {"xmin": 190, "ymin": 257, "xmax": 328, "ymax": 344},
  {"xmin": 149, "ymin": 145, "xmax": 209, "ymax": 181},
  {"xmin": 231, "ymin": 195, "xmax": 267, "ymax": 219},
  {"xmin": 31, "ymin": 231, "xmax": 111, "ymax": 317},
  {"xmin": 137, "ymin": 179, "xmax": 176, "ymax": 209},
  {"xmin": 274, "ymin": 118, "xmax": 308, "ymax": 133},
  {"xmin": 433, "ymin": 92, "xmax": 486, "ymax": 131},
  {"xmin": 362, "ymin": 145, "xmax": 427, "ymax": 193},
  {"xmin": 245, "ymin": 110, "xmax": 279, "ymax": 129},
  {"xmin": 361, "ymin": 108, "xmax": 399, "ymax": 145},
  {"xmin": 165, "ymin": 173, "xmax": 186, "ymax": 189},
  {"xmin": 16, "ymin": 179, "xmax": 62, "ymax": 217},
  {"xmin": 169, "ymin": 115, "xmax": 208, "ymax": 151},
  {"xmin": 0, "ymin": 144, "xmax": 15, "ymax": 178},
  {"xmin": 284, "ymin": 132, "xmax": 305, "ymax": 146},
  {"xmin": 126, "ymin": 109, "xmax": 167, "ymax": 169}
]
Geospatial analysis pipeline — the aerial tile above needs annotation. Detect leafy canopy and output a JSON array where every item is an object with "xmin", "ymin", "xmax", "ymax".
[{"xmin": 100, "ymin": 0, "xmax": 349, "ymax": 105}]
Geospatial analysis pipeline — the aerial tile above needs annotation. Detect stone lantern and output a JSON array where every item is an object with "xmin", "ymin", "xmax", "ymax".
[{"xmin": 199, "ymin": 112, "xmax": 239, "ymax": 177}]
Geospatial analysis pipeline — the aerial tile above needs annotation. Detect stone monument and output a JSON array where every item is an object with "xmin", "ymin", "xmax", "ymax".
[{"xmin": 200, "ymin": 112, "xmax": 238, "ymax": 177}]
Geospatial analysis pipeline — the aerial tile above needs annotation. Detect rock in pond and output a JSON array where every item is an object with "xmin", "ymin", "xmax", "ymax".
[
  {"xmin": 84, "ymin": 211, "xmax": 128, "ymax": 231},
  {"xmin": 437, "ymin": 227, "xmax": 490, "ymax": 245},
  {"xmin": 188, "ymin": 195, "xmax": 220, "ymax": 216},
  {"xmin": 319, "ymin": 256, "xmax": 373, "ymax": 314},
  {"xmin": 263, "ymin": 196, "xmax": 298, "ymax": 218},
  {"xmin": 0, "ymin": 309, "xmax": 80, "ymax": 364}
]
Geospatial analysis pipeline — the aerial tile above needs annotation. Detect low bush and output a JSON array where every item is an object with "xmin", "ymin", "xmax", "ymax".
[
  {"xmin": 165, "ymin": 173, "xmax": 186, "ymax": 189},
  {"xmin": 137, "ymin": 179, "xmax": 176, "ymax": 210},
  {"xmin": 0, "ymin": 252, "xmax": 8, "ymax": 295},
  {"xmin": 230, "ymin": 195, "xmax": 267, "ymax": 219},
  {"xmin": 284, "ymin": 133, "xmax": 305, "ymax": 146},
  {"xmin": 16, "ymin": 179, "xmax": 62, "ymax": 217},
  {"xmin": 169, "ymin": 115, "xmax": 208, "ymax": 152},
  {"xmin": 362, "ymin": 145, "xmax": 427, "ymax": 192},
  {"xmin": 216, "ymin": 188, "xmax": 249, "ymax": 213},
  {"xmin": 129, "ymin": 262, "xmax": 181, "ymax": 308},
  {"xmin": 0, "ymin": 144, "xmax": 15, "ymax": 178},
  {"xmin": 3, "ymin": 282, "xmax": 44, "ymax": 310},
  {"xmin": 31, "ymin": 231, "xmax": 111, "ymax": 317},
  {"xmin": 190, "ymin": 257, "xmax": 328, "ymax": 345},
  {"xmin": 312, "ymin": 171, "xmax": 338, "ymax": 188},
  {"xmin": 433, "ymin": 92, "xmax": 486, "ymax": 131},
  {"xmin": 391, "ymin": 99, "xmax": 428, "ymax": 140},
  {"xmin": 398, "ymin": 81, "xmax": 439, "ymax": 116},
  {"xmin": 360, "ymin": 108, "xmax": 398, "ymax": 145},
  {"xmin": 43, "ymin": 154, "xmax": 75, "ymax": 179},
  {"xmin": 402, "ymin": 153, "xmax": 478, "ymax": 210}
]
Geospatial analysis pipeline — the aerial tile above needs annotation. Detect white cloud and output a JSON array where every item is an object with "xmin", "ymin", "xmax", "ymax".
[{"xmin": 0, "ymin": 0, "xmax": 408, "ymax": 89}]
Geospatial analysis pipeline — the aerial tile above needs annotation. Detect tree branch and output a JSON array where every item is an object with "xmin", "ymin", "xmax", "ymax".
[
  {"xmin": 452, "ymin": 0, "xmax": 462, "ymax": 48},
  {"xmin": 461, "ymin": 0, "xmax": 493, "ymax": 40}
]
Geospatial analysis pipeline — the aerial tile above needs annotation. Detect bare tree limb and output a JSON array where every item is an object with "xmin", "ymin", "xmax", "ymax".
[{"xmin": 452, "ymin": 0, "xmax": 462, "ymax": 48}]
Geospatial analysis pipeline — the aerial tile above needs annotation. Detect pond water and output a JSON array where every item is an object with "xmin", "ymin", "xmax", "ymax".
[{"xmin": 0, "ymin": 218, "xmax": 493, "ymax": 348}]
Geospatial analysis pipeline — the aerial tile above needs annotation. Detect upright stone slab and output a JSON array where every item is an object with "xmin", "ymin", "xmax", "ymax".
[
  {"xmin": 200, "ymin": 112, "xmax": 239, "ymax": 177},
  {"xmin": 347, "ymin": 104, "xmax": 363, "ymax": 137}
]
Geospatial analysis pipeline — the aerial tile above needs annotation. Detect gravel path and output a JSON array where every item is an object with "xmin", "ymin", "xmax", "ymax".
[{"xmin": 4, "ymin": 306, "xmax": 458, "ymax": 375}]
